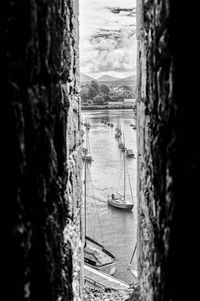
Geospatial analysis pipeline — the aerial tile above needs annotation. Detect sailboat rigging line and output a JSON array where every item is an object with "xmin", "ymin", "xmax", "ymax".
[
  {"xmin": 84, "ymin": 160, "xmax": 95, "ymax": 239},
  {"xmin": 129, "ymin": 241, "xmax": 137, "ymax": 265},
  {"xmin": 123, "ymin": 139, "xmax": 126, "ymax": 202},
  {"xmin": 116, "ymin": 161, "xmax": 123, "ymax": 194},
  {"xmin": 86, "ymin": 127, "xmax": 90, "ymax": 153},
  {"xmin": 84, "ymin": 152, "xmax": 87, "ymax": 241},
  {"xmin": 86, "ymin": 164, "xmax": 105, "ymax": 246},
  {"xmin": 127, "ymin": 167, "xmax": 134, "ymax": 204},
  {"xmin": 81, "ymin": 158, "xmax": 85, "ymax": 175}
]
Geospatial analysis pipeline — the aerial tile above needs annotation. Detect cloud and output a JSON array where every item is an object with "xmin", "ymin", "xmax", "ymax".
[
  {"xmin": 107, "ymin": 7, "xmax": 136, "ymax": 17},
  {"xmin": 79, "ymin": 0, "xmax": 137, "ymax": 78}
]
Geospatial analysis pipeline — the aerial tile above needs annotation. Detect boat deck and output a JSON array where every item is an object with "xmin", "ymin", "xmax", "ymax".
[
  {"xmin": 85, "ymin": 246, "xmax": 113, "ymax": 265},
  {"xmin": 84, "ymin": 264, "xmax": 129, "ymax": 290},
  {"xmin": 108, "ymin": 198, "xmax": 133, "ymax": 209}
]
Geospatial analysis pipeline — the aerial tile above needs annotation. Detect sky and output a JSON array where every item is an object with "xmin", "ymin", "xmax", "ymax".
[{"xmin": 79, "ymin": 0, "xmax": 137, "ymax": 79}]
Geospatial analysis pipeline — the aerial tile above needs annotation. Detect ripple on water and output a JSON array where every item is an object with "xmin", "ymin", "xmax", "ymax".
[{"xmin": 83, "ymin": 109, "xmax": 137, "ymax": 283}]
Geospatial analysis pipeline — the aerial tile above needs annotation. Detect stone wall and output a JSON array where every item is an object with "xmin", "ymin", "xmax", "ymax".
[
  {"xmin": 3, "ymin": 1, "xmax": 82, "ymax": 300},
  {"xmin": 137, "ymin": 1, "xmax": 199, "ymax": 301},
  {"xmin": 3, "ymin": 0, "xmax": 199, "ymax": 300},
  {"xmin": 137, "ymin": 0, "xmax": 175, "ymax": 300}
]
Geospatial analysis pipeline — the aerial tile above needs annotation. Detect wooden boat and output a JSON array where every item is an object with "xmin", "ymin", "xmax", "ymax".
[
  {"xmin": 84, "ymin": 236, "xmax": 116, "ymax": 275},
  {"xmin": 83, "ymin": 116, "xmax": 91, "ymax": 130},
  {"xmin": 83, "ymin": 154, "xmax": 116, "ymax": 275},
  {"xmin": 115, "ymin": 125, "xmax": 122, "ymax": 138},
  {"xmin": 115, "ymin": 132, "xmax": 121, "ymax": 138},
  {"xmin": 126, "ymin": 149, "xmax": 135, "ymax": 158},
  {"xmin": 86, "ymin": 124, "xmax": 91, "ymax": 130},
  {"xmin": 84, "ymin": 264, "xmax": 129, "ymax": 290},
  {"xmin": 108, "ymin": 141, "xmax": 134, "ymax": 210},
  {"xmin": 130, "ymin": 124, "xmax": 136, "ymax": 130},
  {"xmin": 83, "ymin": 152, "xmax": 92, "ymax": 162}
]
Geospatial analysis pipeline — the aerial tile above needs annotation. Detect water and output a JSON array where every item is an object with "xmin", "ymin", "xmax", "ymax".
[{"xmin": 82, "ymin": 109, "xmax": 137, "ymax": 284}]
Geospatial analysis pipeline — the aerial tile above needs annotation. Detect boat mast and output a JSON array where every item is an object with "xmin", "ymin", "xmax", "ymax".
[
  {"xmin": 84, "ymin": 150, "xmax": 87, "ymax": 244},
  {"xmin": 86, "ymin": 127, "xmax": 90, "ymax": 153},
  {"xmin": 123, "ymin": 133, "xmax": 126, "ymax": 202},
  {"xmin": 129, "ymin": 241, "xmax": 137, "ymax": 265}
]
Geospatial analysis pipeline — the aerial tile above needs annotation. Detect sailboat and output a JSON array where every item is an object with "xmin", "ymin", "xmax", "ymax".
[
  {"xmin": 82, "ymin": 121, "xmax": 92, "ymax": 162},
  {"xmin": 83, "ymin": 150, "xmax": 116, "ymax": 275},
  {"xmin": 115, "ymin": 126, "xmax": 122, "ymax": 138},
  {"xmin": 108, "ymin": 146, "xmax": 134, "ymax": 210},
  {"xmin": 115, "ymin": 121, "xmax": 122, "ymax": 138}
]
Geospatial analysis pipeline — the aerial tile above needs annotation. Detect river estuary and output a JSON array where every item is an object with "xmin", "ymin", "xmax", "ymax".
[{"xmin": 82, "ymin": 109, "xmax": 137, "ymax": 284}]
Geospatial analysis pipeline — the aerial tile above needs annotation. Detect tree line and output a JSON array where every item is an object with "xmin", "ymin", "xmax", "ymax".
[{"xmin": 80, "ymin": 80, "xmax": 135, "ymax": 106}]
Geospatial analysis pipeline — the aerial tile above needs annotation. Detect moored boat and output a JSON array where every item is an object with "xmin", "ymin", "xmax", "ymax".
[
  {"xmin": 82, "ymin": 152, "xmax": 92, "ymax": 162},
  {"xmin": 108, "ymin": 195, "xmax": 133, "ymax": 210},
  {"xmin": 108, "ymin": 138, "xmax": 134, "ymax": 210},
  {"xmin": 85, "ymin": 236, "xmax": 116, "ymax": 275},
  {"xmin": 126, "ymin": 149, "xmax": 135, "ymax": 158},
  {"xmin": 115, "ymin": 132, "xmax": 121, "ymax": 138},
  {"xmin": 83, "ymin": 151, "xmax": 116, "ymax": 275}
]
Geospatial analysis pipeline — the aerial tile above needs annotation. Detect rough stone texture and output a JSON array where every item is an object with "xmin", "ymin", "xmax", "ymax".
[
  {"xmin": 83, "ymin": 283, "xmax": 140, "ymax": 301},
  {"xmin": 3, "ymin": 0, "xmax": 199, "ymax": 300},
  {"xmin": 137, "ymin": 1, "xmax": 200, "ymax": 301},
  {"xmin": 2, "ymin": 1, "xmax": 82, "ymax": 300},
  {"xmin": 137, "ymin": 0, "xmax": 176, "ymax": 300}
]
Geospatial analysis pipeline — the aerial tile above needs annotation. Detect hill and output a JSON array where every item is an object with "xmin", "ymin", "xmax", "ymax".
[
  {"xmin": 80, "ymin": 73, "xmax": 137, "ymax": 87},
  {"xmin": 115, "ymin": 75, "xmax": 137, "ymax": 86},
  {"xmin": 97, "ymin": 74, "xmax": 137, "ymax": 87},
  {"xmin": 121, "ymin": 75, "xmax": 137, "ymax": 82},
  {"xmin": 97, "ymin": 75, "xmax": 120, "ymax": 82},
  {"xmin": 80, "ymin": 73, "xmax": 96, "ymax": 83}
]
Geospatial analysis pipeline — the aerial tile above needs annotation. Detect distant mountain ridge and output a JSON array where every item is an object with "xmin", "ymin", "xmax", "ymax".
[
  {"xmin": 80, "ymin": 73, "xmax": 95, "ymax": 82},
  {"xmin": 98, "ymin": 74, "xmax": 137, "ymax": 87},
  {"xmin": 80, "ymin": 73, "xmax": 136, "ymax": 86},
  {"xmin": 97, "ymin": 75, "xmax": 120, "ymax": 82},
  {"xmin": 121, "ymin": 75, "xmax": 137, "ymax": 81}
]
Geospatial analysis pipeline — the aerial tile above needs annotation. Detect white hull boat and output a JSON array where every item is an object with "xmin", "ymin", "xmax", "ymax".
[
  {"xmin": 108, "ymin": 196, "xmax": 133, "ymax": 210},
  {"xmin": 108, "ymin": 134, "xmax": 134, "ymax": 210},
  {"xmin": 83, "ymin": 152, "xmax": 116, "ymax": 276}
]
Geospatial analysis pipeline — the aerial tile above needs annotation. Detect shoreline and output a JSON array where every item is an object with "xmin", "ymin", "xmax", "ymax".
[{"xmin": 81, "ymin": 105, "xmax": 134, "ymax": 110}]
